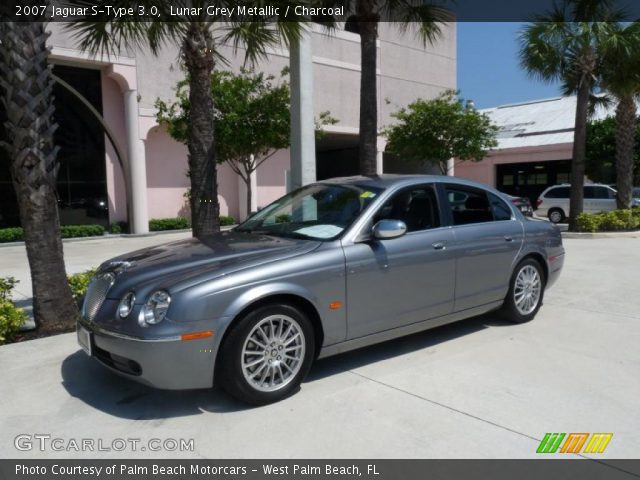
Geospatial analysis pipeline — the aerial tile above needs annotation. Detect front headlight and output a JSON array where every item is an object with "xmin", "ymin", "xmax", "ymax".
[
  {"xmin": 138, "ymin": 290, "xmax": 171, "ymax": 326},
  {"xmin": 118, "ymin": 292, "xmax": 135, "ymax": 318}
]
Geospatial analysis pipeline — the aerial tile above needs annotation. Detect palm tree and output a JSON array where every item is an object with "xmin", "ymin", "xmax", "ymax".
[
  {"xmin": 599, "ymin": 22, "xmax": 640, "ymax": 209},
  {"xmin": 0, "ymin": 22, "xmax": 79, "ymax": 331},
  {"xmin": 67, "ymin": 1, "xmax": 305, "ymax": 237},
  {"xmin": 343, "ymin": 0, "xmax": 449, "ymax": 175},
  {"xmin": 519, "ymin": 0, "xmax": 624, "ymax": 230}
]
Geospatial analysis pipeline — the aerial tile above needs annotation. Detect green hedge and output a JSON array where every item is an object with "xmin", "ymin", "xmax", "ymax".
[
  {"xmin": 0, "ymin": 225, "xmax": 105, "ymax": 243},
  {"xmin": 0, "ymin": 276, "xmax": 27, "ymax": 345},
  {"xmin": 0, "ymin": 228, "xmax": 22, "ymax": 243},
  {"xmin": 60, "ymin": 224, "xmax": 105, "ymax": 238},
  {"xmin": 149, "ymin": 217, "xmax": 190, "ymax": 231},
  {"xmin": 149, "ymin": 216, "xmax": 235, "ymax": 231},
  {"xmin": 0, "ymin": 216, "xmax": 236, "ymax": 241},
  {"xmin": 220, "ymin": 215, "xmax": 235, "ymax": 226},
  {"xmin": 575, "ymin": 209, "xmax": 640, "ymax": 232}
]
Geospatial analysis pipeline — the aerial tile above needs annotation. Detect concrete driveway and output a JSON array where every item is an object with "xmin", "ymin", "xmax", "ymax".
[{"xmin": 0, "ymin": 236, "xmax": 639, "ymax": 459}]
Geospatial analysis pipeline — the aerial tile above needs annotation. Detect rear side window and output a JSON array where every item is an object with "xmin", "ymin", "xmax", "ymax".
[
  {"xmin": 445, "ymin": 186, "xmax": 493, "ymax": 225},
  {"xmin": 593, "ymin": 186, "xmax": 614, "ymax": 199},
  {"xmin": 544, "ymin": 186, "xmax": 570, "ymax": 198},
  {"xmin": 488, "ymin": 193, "xmax": 512, "ymax": 221}
]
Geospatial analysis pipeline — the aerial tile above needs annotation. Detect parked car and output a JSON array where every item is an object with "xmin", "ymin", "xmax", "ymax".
[
  {"xmin": 77, "ymin": 175, "xmax": 565, "ymax": 405},
  {"xmin": 506, "ymin": 194, "xmax": 534, "ymax": 217},
  {"xmin": 536, "ymin": 183, "xmax": 640, "ymax": 223}
]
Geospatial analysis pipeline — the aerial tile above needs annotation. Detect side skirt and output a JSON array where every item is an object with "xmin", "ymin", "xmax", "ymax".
[{"xmin": 317, "ymin": 301, "xmax": 503, "ymax": 359}]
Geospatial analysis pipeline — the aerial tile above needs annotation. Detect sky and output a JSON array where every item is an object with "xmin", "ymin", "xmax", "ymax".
[{"xmin": 456, "ymin": 23, "xmax": 562, "ymax": 110}]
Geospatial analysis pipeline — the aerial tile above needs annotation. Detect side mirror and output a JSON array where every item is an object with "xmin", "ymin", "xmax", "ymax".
[{"xmin": 372, "ymin": 219, "xmax": 407, "ymax": 240}]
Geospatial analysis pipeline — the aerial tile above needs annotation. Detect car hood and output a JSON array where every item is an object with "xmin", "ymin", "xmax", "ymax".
[{"xmin": 101, "ymin": 231, "xmax": 321, "ymax": 299}]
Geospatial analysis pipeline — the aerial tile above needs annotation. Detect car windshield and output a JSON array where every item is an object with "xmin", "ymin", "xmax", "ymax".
[{"xmin": 236, "ymin": 183, "xmax": 383, "ymax": 240}]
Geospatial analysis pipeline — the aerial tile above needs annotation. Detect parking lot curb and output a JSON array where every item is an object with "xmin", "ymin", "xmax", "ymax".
[
  {"xmin": 562, "ymin": 230, "xmax": 640, "ymax": 239},
  {"xmin": 0, "ymin": 226, "xmax": 237, "ymax": 248}
]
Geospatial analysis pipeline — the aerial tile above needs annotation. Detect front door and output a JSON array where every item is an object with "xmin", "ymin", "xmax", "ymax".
[{"xmin": 343, "ymin": 185, "xmax": 456, "ymax": 339}]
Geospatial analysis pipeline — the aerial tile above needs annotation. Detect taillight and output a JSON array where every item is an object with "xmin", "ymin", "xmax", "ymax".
[
  {"xmin": 510, "ymin": 198, "xmax": 519, "ymax": 204},
  {"xmin": 536, "ymin": 198, "xmax": 543, "ymax": 207}
]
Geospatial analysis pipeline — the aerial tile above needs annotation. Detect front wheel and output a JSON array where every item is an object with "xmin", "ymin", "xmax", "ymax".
[
  {"xmin": 500, "ymin": 258, "xmax": 545, "ymax": 323},
  {"xmin": 217, "ymin": 304, "xmax": 315, "ymax": 405}
]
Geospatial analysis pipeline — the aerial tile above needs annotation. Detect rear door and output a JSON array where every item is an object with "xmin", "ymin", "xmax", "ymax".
[{"xmin": 442, "ymin": 185, "xmax": 524, "ymax": 312}]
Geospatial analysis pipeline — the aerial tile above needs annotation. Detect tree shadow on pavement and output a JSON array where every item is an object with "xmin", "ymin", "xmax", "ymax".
[{"xmin": 61, "ymin": 312, "xmax": 513, "ymax": 419}]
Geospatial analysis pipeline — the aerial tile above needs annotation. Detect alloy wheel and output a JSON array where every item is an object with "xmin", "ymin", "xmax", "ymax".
[
  {"xmin": 513, "ymin": 265, "xmax": 542, "ymax": 315},
  {"xmin": 241, "ymin": 314, "xmax": 306, "ymax": 392}
]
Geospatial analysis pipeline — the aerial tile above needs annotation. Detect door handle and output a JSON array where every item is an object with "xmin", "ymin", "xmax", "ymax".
[
  {"xmin": 504, "ymin": 236, "xmax": 514, "ymax": 242},
  {"xmin": 432, "ymin": 242, "xmax": 446, "ymax": 250}
]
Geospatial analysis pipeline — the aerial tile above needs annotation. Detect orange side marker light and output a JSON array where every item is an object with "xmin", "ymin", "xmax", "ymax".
[{"xmin": 181, "ymin": 331, "xmax": 214, "ymax": 341}]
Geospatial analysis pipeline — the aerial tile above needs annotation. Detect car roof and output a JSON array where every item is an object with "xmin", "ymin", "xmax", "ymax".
[{"xmin": 317, "ymin": 174, "xmax": 500, "ymax": 192}]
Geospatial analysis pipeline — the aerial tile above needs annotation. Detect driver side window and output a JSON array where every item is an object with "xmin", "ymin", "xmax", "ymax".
[{"xmin": 374, "ymin": 186, "xmax": 440, "ymax": 232}]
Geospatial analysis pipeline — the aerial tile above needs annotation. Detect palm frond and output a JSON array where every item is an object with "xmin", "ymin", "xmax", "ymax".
[{"xmin": 382, "ymin": 0, "xmax": 451, "ymax": 46}]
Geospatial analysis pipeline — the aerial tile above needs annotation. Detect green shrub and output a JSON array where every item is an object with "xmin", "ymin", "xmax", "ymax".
[
  {"xmin": 60, "ymin": 224, "xmax": 105, "ymax": 238},
  {"xmin": 0, "ymin": 276, "xmax": 19, "ymax": 301},
  {"xmin": 0, "ymin": 225, "xmax": 105, "ymax": 243},
  {"xmin": 220, "ymin": 215, "xmax": 235, "ymax": 226},
  {"xmin": 149, "ymin": 217, "xmax": 190, "ymax": 231},
  {"xmin": 0, "ymin": 228, "xmax": 24, "ymax": 242},
  {"xmin": 67, "ymin": 269, "xmax": 97, "ymax": 301},
  {"xmin": 575, "ymin": 212, "xmax": 600, "ymax": 232},
  {"xmin": 0, "ymin": 300, "xmax": 27, "ymax": 345},
  {"xmin": 0, "ymin": 276, "xmax": 27, "ymax": 345},
  {"xmin": 575, "ymin": 209, "xmax": 640, "ymax": 232},
  {"xmin": 110, "ymin": 221, "xmax": 129, "ymax": 234},
  {"xmin": 275, "ymin": 214, "xmax": 292, "ymax": 224}
]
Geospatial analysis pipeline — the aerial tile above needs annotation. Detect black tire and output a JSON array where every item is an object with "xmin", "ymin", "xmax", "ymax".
[
  {"xmin": 548, "ymin": 208, "xmax": 565, "ymax": 224},
  {"xmin": 500, "ymin": 258, "xmax": 545, "ymax": 324},
  {"xmin": 216, "ymin": 303, "xmax": 315, "ymax": 405}
]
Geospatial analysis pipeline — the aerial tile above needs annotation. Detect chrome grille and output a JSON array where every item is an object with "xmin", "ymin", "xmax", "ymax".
[{"xmin": 82, "ymin": 272, "xmax": 115, "ymax": 321}]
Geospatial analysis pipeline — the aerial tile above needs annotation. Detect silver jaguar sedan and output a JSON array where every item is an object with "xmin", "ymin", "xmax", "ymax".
[{"xmin": 77, "ymin": 175, "xmax": 564, "ymax": 405}]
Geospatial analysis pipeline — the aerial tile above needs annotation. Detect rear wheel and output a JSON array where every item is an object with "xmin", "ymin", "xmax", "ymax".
[
  {"xmin": 217, "ymin": 304, "xmax": 315, "ymax": 405},
  {"xmin": 500, "ymin": 258, "xmax": 545, "ymax": 323},
  {"xmin": 548, "ymin": 208, "xmax": 565, "ymax": 224}
]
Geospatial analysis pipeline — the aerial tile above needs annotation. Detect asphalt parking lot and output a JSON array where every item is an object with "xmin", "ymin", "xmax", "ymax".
[{"xmin": 1, "ymin": 235, "xmax": 639, "ymax": 459}]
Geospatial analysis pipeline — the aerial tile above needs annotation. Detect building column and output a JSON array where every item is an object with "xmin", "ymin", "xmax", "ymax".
[
  {"xmin": 123, "ymin": 89, "xmax": 149, "ymax": 234},
  {"xmin": 376, "ymin": 137, "xmax": 387, "ymax": 175},
  {"xmin": 289, "ymin": 27, "xmax": 316, "ymax": 191}
]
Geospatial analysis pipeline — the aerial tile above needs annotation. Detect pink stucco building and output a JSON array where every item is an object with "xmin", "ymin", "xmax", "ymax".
[
  {"xmin": 0, "ymin": 23, "xmax": 457, "ymax": 232},
  {"xmin": 455, "ymin": 96, "xmax": 616, "ymax": 204}
]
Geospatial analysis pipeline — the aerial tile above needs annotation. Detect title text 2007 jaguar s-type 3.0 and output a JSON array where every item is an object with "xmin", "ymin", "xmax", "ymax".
[{"xmin": 77, "ymin": 175, "xmax": 564, "ymax": 405}]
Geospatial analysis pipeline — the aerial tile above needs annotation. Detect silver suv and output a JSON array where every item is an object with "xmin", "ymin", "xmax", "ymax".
[{"xmin": 536, "ymin": 184, "xmax": 627, "ymax": 223}]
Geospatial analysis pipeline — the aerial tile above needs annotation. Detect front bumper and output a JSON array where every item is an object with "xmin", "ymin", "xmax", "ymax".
[{"xmin": 77, "ymin": 319, "xmax": 219, "ymax": 390}]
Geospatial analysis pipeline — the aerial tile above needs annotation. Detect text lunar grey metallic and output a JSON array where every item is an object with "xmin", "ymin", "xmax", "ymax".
[{"xmin": 77, "ymin": 175, "xmax": 564, "ymax": 405}]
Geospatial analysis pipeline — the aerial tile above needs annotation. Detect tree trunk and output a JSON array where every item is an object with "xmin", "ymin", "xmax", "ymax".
[
  {"xmin": 0, "ymin": 22, "xmax": 79, "ymax": 330},
  {"xmin": 357, "ymin": 0, "xmax": 379, "ymax": 176},
  {"xmin": 568, "ymin": 78, "xmax": 591, "ymax": 231},
  {"xmin": 182, "ymin": 23, "xmax": 220, "ymax": 238},
  {"xmin": 245, "ymin": 176, "xmax": 252, "ymax": 220},
  {"xmin": 614, "ymin": 94, "xmax": 635, "ymax": 209}
]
